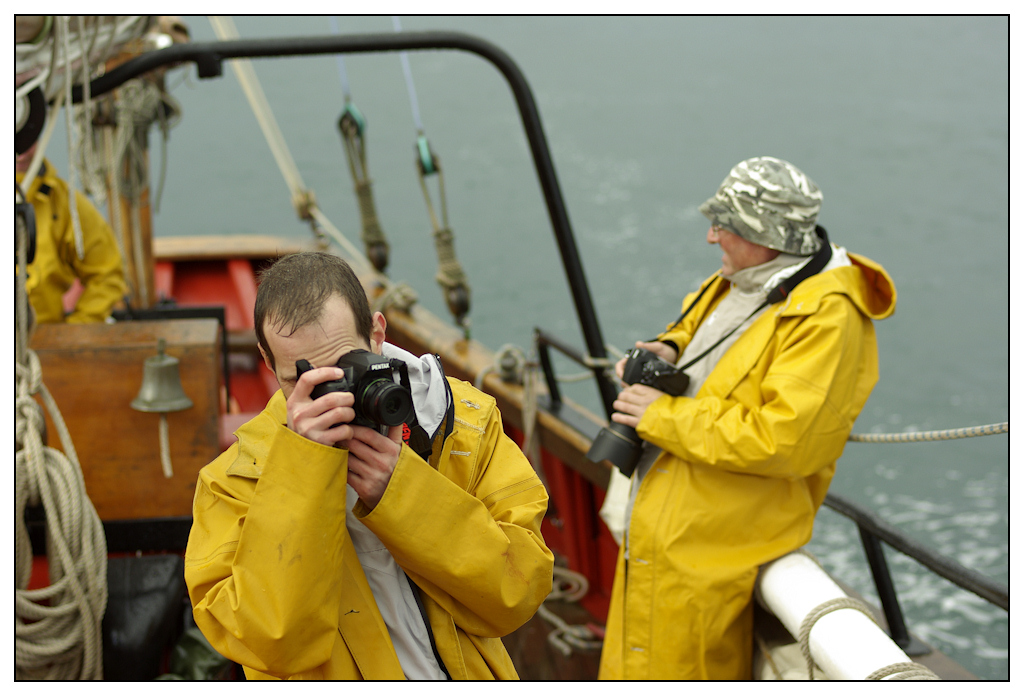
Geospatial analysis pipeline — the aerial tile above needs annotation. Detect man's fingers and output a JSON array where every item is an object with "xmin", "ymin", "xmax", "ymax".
[{"xmin": 293, "ymin": 366, "xmax": 344, "ymax": 400}]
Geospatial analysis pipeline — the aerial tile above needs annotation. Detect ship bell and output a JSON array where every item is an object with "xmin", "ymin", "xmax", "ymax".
[{"xmin": 131, "ymin": 338, "xmax": 193, "ymax": 413}]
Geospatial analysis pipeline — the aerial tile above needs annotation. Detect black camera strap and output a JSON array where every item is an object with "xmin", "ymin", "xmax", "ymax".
[{"xmin": 672, "ymin": 226, "xmax": 833, "ymax": 374}]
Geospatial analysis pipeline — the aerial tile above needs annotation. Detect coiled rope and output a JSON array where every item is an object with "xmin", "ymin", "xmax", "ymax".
[
  {"xmin": 538, "ymin": 567, "xmax": 604, "ymax": 657},
  {"xmin": 15, "ymin": 352, "xmax": 107, "ymax": 680},
  {"xmin": 848, "ymin": 421, "xmax": 1008, "ymax": 443}
]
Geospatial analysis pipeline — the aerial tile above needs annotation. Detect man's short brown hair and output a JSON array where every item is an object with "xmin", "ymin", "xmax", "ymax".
[{"xmin": 254, "ymin": 252, "xmax": 372, "ymax": 370}]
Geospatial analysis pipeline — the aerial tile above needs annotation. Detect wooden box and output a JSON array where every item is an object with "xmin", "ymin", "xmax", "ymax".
[{"xmin": 29, "ymin": 319, "xmax": 222, "ymax": 521}]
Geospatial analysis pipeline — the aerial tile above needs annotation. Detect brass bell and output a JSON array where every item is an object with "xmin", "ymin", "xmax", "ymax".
[{"xmin": 131, "ymin": 338, "xmax": 193, "ymax": 413}]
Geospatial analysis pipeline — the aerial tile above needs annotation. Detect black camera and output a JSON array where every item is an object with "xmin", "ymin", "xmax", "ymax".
[
  {"xmin": 296, "ymin": 349, "xmax": 414, "ymax": 432},
  {"xmin": 586, "ymin": 347, "xmax": 690, "ymax": 477}
]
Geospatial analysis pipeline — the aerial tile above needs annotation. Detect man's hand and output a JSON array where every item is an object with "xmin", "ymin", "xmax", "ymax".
[
  {"xmin": 346, "ymin": 425, "xmax": 404, "ymax": 510},
  {"xmin": 611, "ymin": 384, "xmax": 666, "ymax": 429},
  {"xmin": 286, "ymin": 366, "xmax": 356, "ymax": 447},
  {"xmin": 614, "ymin": 340, "xmax": 679, "ymax": 381}
]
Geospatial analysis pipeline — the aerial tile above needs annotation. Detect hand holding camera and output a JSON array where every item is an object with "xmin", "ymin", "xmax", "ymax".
[
  {"xmin": 293, "ymin": 350, "xmax": 417, "ymax": 509},
  {"xmin": 586, "ymin": 346, "xmax": 691, "ymax": 477}
]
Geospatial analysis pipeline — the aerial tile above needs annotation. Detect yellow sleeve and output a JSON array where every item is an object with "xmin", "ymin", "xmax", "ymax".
[{"xmin": 184, "ymin": 423, "xmax": 350, "ymax": 677}]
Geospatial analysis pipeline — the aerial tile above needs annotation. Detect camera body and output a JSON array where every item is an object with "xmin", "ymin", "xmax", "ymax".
[
  {"xmin": 586, "ymin": 347, "xmax": 690, "ymax": 477},
  {"xmin": 296, "ymin": 349, "xmax": 414, "ymax": 431},
  {"xmin": 620, "ymin": 346, "xmax": 691, "ymax": 395}
]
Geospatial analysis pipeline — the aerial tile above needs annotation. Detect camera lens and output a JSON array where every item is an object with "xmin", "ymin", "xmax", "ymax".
[{"xmin": 359, "ymin": 379, "xmax": 414, "ymax": 426}]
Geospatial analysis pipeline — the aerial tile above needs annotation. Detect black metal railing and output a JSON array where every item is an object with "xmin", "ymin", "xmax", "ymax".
[{"xmin": 824, "ymin": 492, "xmax": 1009, "ymax": 654}]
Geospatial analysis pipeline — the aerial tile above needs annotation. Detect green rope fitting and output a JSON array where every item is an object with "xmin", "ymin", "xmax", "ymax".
[
  {"xmin": 338, "ymin": 102, "xmax": 366, "ymax": 138},
  {"xmin": 416, "ymin": 135, "xmax": 437, "ymax": 176}
]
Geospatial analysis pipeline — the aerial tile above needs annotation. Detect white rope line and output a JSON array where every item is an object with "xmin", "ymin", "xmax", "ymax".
[
  {"xmin": 391, "ymin": 16, "xmax": 425, "ymax": 133},
  {"xmin": 849, "ymin": 421, "xmax": 1007, "ymax": 443}
]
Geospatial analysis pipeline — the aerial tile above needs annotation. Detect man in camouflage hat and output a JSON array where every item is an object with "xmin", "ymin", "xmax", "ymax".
[{"xmin": 598, "ymin": 157, "xmax": 897, "ymax": 680}]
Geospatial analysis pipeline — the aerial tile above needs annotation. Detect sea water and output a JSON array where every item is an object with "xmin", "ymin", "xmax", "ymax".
[{"xmin": 43, "ymin": 15, "xmax": 1009, "ymax": 679}]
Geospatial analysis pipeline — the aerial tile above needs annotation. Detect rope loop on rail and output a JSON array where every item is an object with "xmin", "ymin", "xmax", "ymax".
[
  {"xmin": 798, "ymin": 596, "xmax": 880, "ymax": 680},
  {"xmin": 866, "ymin": 661, "xmax": 940, "ymax": 681}
]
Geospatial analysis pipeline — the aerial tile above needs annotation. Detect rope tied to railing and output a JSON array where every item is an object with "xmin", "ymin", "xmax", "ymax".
[
  {"xmin": 797, "ymin": 596, "xmax": 881, "ymax": 680},
  {"xmin": 849, "ymin": 421, "xmax": 1007, "ymax": 443},
  {"xmin": 866, "ymin": 661, "xmax": 940, "ymax": 680}
]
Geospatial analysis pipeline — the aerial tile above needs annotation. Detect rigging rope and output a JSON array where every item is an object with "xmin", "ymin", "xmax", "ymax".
[
  {"xmin": 393, "ymin": 16, "xmax": 473, "ymax": 336},
  {"xmin": 329, "ymin": 17, "xmax": 390, "ymax": 272},
  {"xmin": 208, "ymin": 17, "xmax": 417, "ymax": 310}
]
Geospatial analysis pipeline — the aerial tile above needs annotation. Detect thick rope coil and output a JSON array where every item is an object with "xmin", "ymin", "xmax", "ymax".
[
  {"xmin": 16, "ymin": 350, "xmax": 107, "ymax": 680},
  {"xmin": 539, "ymin": 567, "xmax": 603, "ymax": 657},
  {"xmin": 849, "ymin": 421, "xmax": 1007, "ymax": 443},
  {"xmin": 798, "ymin": 596, "xmax": 881, "ymax": 680},
  {"xmin": 866, "ymin": 661, "xmax": 940, "ymax": 680}
]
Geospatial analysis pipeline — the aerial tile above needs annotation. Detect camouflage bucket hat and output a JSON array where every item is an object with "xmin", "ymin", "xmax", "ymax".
[{"xmin": 699, "ymin": 156, "xmax": 823, "ymax": 256}]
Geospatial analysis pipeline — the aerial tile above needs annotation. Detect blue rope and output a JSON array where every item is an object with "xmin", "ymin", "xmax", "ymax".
[
  {"xmin": 392, "ymin": 16, "xmax": 425, "ymax": 134},
  {"xmin": 327, "ymin": 16, "xmax": 352, "ymax": 102}
]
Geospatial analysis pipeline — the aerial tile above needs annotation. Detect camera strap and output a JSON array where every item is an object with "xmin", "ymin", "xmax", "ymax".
[{"xmin": 673, "ymin": 226, "xmax": 833, "ymax": 373}]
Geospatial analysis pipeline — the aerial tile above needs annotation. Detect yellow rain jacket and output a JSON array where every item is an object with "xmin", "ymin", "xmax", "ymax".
[
  {"xmin": 16, "ymin": 160, "xmax": 126, "ymax": 324},
  {"xmin": 598, "ymin": 253, "xmax": 896, "ymax": 680},
  {"xmin": 185, "ymin": 378, "xmax": 553, "ymax": 680}
]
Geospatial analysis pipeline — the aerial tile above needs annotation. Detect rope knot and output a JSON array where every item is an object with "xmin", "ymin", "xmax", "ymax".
[{"xmin": 292, "ymin": 189, "xmax": 318, "ymax": 221}]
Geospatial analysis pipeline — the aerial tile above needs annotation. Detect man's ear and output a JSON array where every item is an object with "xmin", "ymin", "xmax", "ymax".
[
  {"xmin": 258, "ymin": 342, "xmax": 275, "ymax": 374},
  {"xmin": 369, "ymin": 311, "xmax": 387, "ymax": 353}
]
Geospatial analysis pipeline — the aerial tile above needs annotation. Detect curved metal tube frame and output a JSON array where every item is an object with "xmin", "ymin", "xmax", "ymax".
[{"xmin": 71, "ymin": 30, "xmax": 620, "ymax": 417}]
